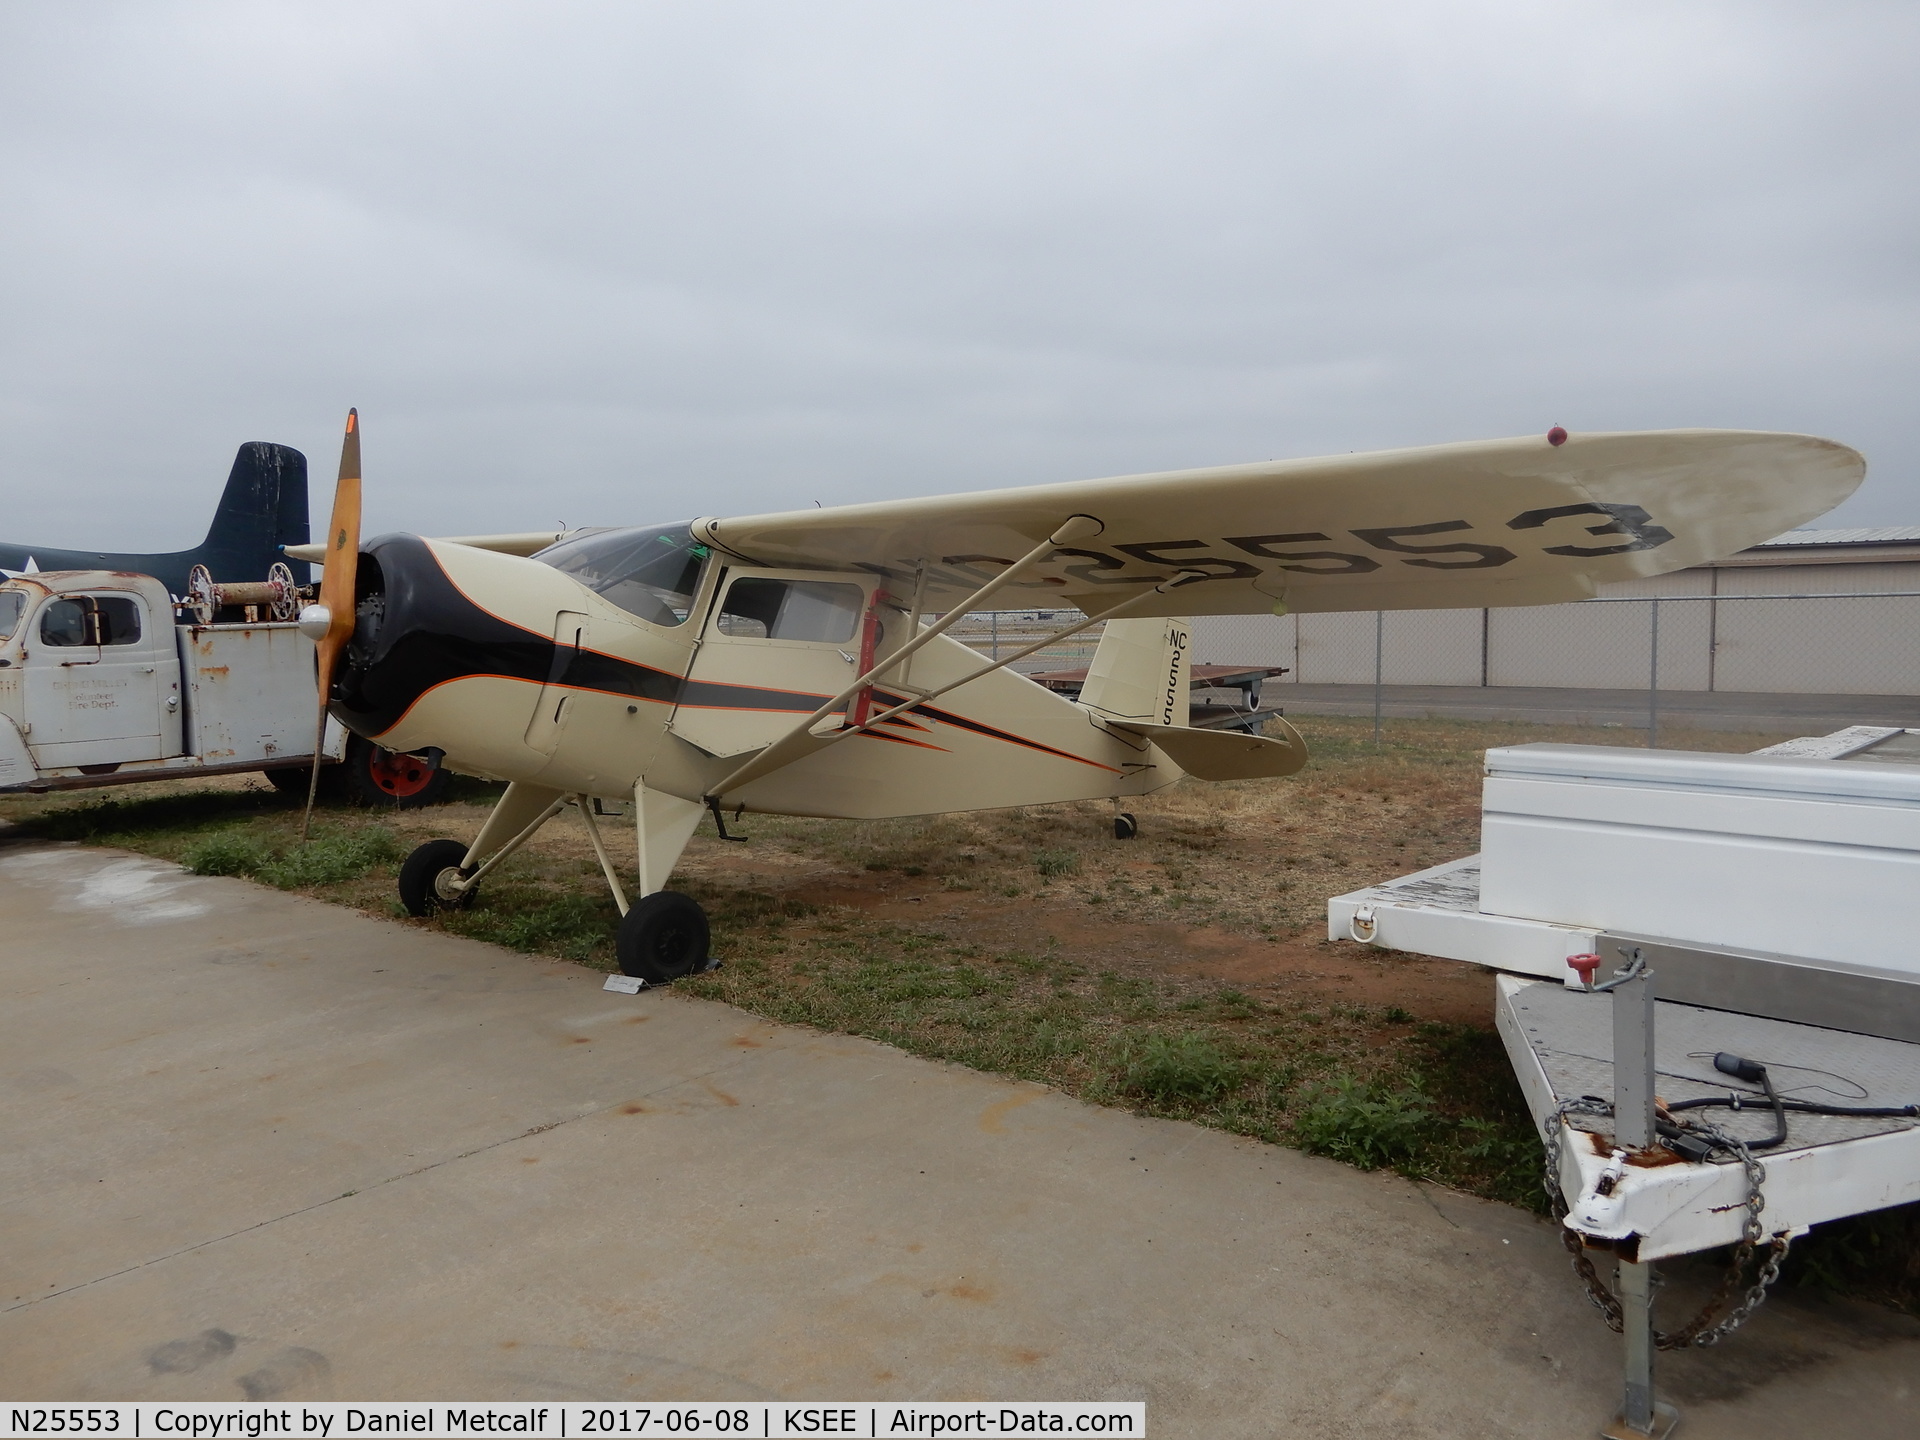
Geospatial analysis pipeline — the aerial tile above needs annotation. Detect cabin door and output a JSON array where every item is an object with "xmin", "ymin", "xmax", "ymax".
[
  {"xmin": 670, "ymin": 570, "xmax": 878, "ymax": 759},
  {"xmin": 524, "ymin": 610, "xmax": 589, "ymax": 758}
]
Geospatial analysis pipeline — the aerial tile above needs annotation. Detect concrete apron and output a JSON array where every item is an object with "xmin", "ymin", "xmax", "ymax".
[{"xmin": 1, "ymin": 843, "xmax": 1914, "ymax": 1438}]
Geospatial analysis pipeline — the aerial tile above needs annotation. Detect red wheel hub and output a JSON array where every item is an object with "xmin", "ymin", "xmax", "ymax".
[{"xmin": 368, "ymin": 748, "xmax": 435, "ymax": 798}]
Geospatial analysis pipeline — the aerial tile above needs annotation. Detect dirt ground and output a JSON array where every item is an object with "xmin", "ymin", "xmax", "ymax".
[
  {"xmin": 1, "ymin": 713, "xmax": 1789, "ymax": 1032},
  {"xmin": 676, "ymin": 838, "xmax": 1497, "ymax": 1024},
  {"xmin": 19, "ymin": 713, "xmax": 1920, "ymax": 1313}
]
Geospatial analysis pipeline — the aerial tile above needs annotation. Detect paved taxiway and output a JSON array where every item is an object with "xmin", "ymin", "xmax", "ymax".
[
  {"xmin": 1271, "ymin": 683, "xmax": 1920, "ymax": 734},
  {"xmin": 2, "ymin": 842, "xmax": 1915, "ymax": 1437}
]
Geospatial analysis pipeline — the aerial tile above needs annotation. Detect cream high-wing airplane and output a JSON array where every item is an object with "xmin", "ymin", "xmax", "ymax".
[{"xmin": 289, "ymin": 416, "xmax": 1863, "ymax": 983}]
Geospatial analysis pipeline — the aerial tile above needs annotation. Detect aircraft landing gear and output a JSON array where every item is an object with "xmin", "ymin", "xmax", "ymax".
[
  {"xmin": 399, "ymin": 838, "xmax": 477, "ymax": 916},
  {"xmin": 1113, "ymin": 812, "xmax": 1138, "ymax": 840},
  {"xmin": 395, "ymin": 786, "xmax": 569, "ymax": 919},
  {"xmin": 615, "ymin": 891, "xmax": 711, "ymax": 984},
  {"xmin": 397, "ymin": 782, "xmax": 713, "ymax": 982}
]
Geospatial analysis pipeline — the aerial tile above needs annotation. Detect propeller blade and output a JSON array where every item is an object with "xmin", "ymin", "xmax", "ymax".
[{"xmin": 302, "ymin": 409, "xmax": 363, "ymax": 840}]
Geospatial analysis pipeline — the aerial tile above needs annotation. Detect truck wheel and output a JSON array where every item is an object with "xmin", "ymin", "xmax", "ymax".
[
  {"xmin": 615, "ymin": 892, "xmax": 710, "ymax": 984},
  {"xmin": 262, "ymin": 766, "xmax": 313, "ymax": 797},
  {"xmin": 340, "ymin": 736, "xmax": 453, "ymax": 808},
  {"xmin": 399, "ymin": 839, "xmax": 476, "ymax": 917}
]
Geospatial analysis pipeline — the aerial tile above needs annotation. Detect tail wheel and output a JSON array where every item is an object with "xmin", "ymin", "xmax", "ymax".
[
  {"xmin": 399, "ymin": 839, "xmax": 477, "ymax": 917},
  {"xmin": 616, "ymin": 892, "xmax": 711, "ymax": 984}
]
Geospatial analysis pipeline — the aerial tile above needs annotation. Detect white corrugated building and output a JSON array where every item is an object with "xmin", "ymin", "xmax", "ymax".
[{"xmin": 1187, "ymin": 528, "xmax": 1920, "ymax": 696}]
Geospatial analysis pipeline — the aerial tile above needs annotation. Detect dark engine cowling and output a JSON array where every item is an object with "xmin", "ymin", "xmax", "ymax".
[{"xmin": 327, "ymin": 534, "xmax": 553, "ymax": 739}]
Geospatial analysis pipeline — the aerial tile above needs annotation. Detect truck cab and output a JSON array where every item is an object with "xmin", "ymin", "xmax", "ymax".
[{"xmin": 0, "ymin": 572, "xmax": 183, "ymax": 775}]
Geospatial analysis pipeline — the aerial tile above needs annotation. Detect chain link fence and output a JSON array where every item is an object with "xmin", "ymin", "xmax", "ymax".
[
  {"xmin": 945, "ymin": 587, "xmax": 1920, "ymax": 742},
  {"xmin": 944, "ymin": 609, "xmax": 1107, "ymax": 674}
]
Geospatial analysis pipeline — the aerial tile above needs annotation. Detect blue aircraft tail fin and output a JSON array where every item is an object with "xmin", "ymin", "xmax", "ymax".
[
  {"xmin": 0, "ymin": 441, "xmax": 310, "ymax": 598},
  {"xmin": 198, "ymin": 442, "xmax": 311, "ymax": 586}
]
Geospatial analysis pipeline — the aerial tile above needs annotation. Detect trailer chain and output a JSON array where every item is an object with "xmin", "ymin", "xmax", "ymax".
[{"xmin": 1543, "ymin": 1098, "xmax": 1792, "ymax": 1349}]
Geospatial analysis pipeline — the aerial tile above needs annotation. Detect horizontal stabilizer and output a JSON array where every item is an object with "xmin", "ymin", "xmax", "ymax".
[{"xmin": 1109, "ymin": 717, "xmax": 1308, "ymax": 780}]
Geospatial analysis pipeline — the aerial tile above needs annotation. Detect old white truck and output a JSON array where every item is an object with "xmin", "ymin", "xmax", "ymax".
[{"xmin": 0, "ymin": 569, "xmax": 445, "ymax": 804}]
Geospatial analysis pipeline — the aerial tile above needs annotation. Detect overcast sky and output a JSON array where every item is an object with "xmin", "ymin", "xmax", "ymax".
[{"xmin": 2, "ymin": 1, "xmax": 1915, "ymax": 552}]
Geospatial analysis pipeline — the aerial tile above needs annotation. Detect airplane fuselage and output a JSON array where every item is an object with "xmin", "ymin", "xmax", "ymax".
[{"xmin": 331, "ymin": 530, "xmax": 1184, "ymax": 820}]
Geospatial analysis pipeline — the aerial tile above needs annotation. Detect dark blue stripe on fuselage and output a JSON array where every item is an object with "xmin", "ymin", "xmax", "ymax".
[
  {"xmin": 335, "ymin": 537, "xmax": 1094, "ymax": 772},
  {"xmin": 335, "ymin": 535, "xmax": 849, "ymax": 736}
]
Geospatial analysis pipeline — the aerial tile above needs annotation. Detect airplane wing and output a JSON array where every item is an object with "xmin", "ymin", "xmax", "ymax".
[
  {"xmin": 284, "ymin": 529, "xmax": 570, "ymax": 564},
  {"xmin": 693, "ymin": 430, "xmax": 1864, "ymax": 616}
]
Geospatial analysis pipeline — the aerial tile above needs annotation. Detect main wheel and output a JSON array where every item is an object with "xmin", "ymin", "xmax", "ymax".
[
  {"xmin": 399, "ymin": 839, "xmax": 476, "ymax": 917},
  {"xmin": 333, "ymin": 736, "xmax": 453, "ymax": 808},
  {"xmin": 616, "ymin": 892, "xmax": 711, "ymax": 984},
  {"xmin": 1113, "ymin": 812, "xmax": 1138, "ymax": 840}
]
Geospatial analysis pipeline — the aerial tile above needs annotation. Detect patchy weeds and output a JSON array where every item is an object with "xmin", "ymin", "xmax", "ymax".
[{"xmin": 14, "ymin": 715, "xmax": 1915, "ymax": 1314}]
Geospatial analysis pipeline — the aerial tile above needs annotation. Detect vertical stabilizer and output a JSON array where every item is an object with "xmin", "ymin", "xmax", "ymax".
[
  {"xmin": 198, "ymin": 442, "xmax": 311, "ymax": 586},
  {"xmin": 0, "ymin": 441, "xmax": 309, "ymax": 597},
  {"xmin": 1077, "ymin": 616, "xmax": 1191, "ymax": 726}
]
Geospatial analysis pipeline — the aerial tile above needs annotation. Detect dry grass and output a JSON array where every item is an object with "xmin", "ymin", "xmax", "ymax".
[{"xmin": 7, "ymin": 714, "xmax": 1916, "ymax": 1313}]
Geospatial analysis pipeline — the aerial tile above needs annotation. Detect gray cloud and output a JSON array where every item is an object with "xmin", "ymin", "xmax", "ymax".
[{"xmin": 2, "ymin": 1, "xmax": 1914, "ymax": 552}]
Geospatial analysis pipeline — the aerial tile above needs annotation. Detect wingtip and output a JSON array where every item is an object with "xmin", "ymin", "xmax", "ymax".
[{"xmin": 338, "ymin": 408, "xmax": 363, "ymax": 482}]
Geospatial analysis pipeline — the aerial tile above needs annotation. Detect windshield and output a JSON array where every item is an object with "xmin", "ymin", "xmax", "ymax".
[
  {"xmin": 0, "ymin": 589, "xmax": 22, "ymax": 644},
  {"xmin": 534, "ymin": 523, "xmax": 709, "ymax": 628}
]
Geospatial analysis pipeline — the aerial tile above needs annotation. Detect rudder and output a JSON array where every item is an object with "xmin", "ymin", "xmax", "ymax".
[
  {"xmin": 1076, "ymin": 616, "xmax": 1190, "ymax": 726},
  {"xmin": 197, "ymin": 442, "xmax": 311, "ymax": 585}
]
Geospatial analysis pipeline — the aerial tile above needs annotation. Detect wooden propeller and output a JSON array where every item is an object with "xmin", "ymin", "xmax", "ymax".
[{"xmin": 299, "ymin": 409, "xmax": 363, "ymax": 840}]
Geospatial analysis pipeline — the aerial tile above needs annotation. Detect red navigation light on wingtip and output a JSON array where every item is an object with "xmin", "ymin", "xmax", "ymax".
[{"xmin": 1547, "ymin": 426, "xmax": 1568, "ymax": 447}]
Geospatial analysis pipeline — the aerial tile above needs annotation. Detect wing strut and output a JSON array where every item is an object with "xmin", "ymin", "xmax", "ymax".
[
  {"xmin": 705, "ymin": 515, "xmax": 1093, "ymax": 798},
  {"xmin": 895, "ymin": 560, "xmax": 930, "ymax": 687},
  {"xmin": 705, "ymin": 520, "xmax": 1207, "ymax": 804}
]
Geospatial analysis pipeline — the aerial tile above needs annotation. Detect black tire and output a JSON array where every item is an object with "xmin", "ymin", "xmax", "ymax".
[
  {"xmin": 263, "ymin": 766, "xmax": 312, "ymax": 797},
  {"xmin": 399, "ymin": 839, "xmax": 476, "ymax": 917},
  {"xmin": 336, "ymin": 736, "xmax": 454, "ymax": 808},
  {"xmin": 616, "ymin": 891, "xmax": 710, "ymax": 984},
  {"xmin": 1113, "ymin": 812, "xmax": 1138, "ymax": 840}
]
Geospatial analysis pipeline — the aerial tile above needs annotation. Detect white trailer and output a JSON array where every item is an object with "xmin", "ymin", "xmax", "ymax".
[
  {"xmin": 0, "ymin": 569, "xmax": 345, "ymax": 794},
  {"xmin": 1329, "ymin": 729, "xmax": 1920, "ymax": 1438}
]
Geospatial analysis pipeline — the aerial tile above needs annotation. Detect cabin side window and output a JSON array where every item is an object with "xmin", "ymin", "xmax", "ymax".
[
  {"xmin": 0, "ymin": 590, "xmax": 23, "ymax": 644},
  {"xmin": 716, "ymin": 578, "xmax": 865, "ymax": 643}
]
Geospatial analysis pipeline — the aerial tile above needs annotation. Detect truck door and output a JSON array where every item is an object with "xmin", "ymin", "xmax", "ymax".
[
  {"xmin": 22, "ymin": 591, "xmax": 171, "ymax": 767},
  {"xmin": 670, "ymin": 570, "xmax": 876, "ymax": 758}
]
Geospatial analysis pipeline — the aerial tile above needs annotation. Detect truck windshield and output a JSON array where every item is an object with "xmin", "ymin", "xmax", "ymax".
[
  {"xmin": 534, "ymin": 524, "xmax": 709, "ymax": 628},
  {"xmin": 0, "ymin": 589, "xmax": 21, "ymax": 643}
]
